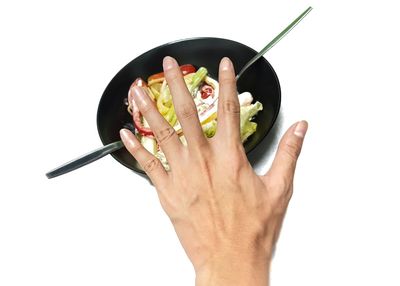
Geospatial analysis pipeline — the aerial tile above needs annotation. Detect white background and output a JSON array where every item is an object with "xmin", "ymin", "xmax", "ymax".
[{"xmin": 1, "ymin": 0, "xmax": 399, "ymax": 285}]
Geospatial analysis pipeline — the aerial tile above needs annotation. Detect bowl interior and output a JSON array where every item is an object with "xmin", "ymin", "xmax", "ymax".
[{"xmin": 97, "ymin": 37, "xmax": 281, "ymax": 173}]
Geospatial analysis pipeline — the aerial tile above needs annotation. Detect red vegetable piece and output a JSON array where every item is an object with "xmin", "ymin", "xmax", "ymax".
[
  {"xmin": 148, "ymin": 64, "xmax": 196, "ymax": 83},
  {"xmin": 201, "ymin": 85, "xmax": 214, "ymax": 99}
]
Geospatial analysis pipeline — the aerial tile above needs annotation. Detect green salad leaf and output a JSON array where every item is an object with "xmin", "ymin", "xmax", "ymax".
[
  {"xmin": 240, "ymin": 101, "xmax": 263, "ymax": 142},
  {"xmin": 202, "ymin": 120, "xmax": 217, "ymax": 138}
]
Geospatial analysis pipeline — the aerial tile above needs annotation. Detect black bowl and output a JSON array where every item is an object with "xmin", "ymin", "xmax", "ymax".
[{"xmin": 97, "ymin": 37, "xmax": 281, "ymax": 174}]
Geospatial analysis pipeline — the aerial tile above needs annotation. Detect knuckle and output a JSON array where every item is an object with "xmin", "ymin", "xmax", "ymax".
[
  {"xmin": 128, "ymin": 144, "xmax": 142, "ymax": 156},
  {"xmin": 155, "ymin": 126, "xmax": 176, "ymax": 145},
  {"xmin": 166, "ymin": 69, "xmax": 182, "ymax": 84},
  {"xmin": 221, "ymin": 99, "xmax": 240, "ymax": 114},
  {"xmin": 283, "ymin": 140, "xmax": 301, "ymax": 160},
  {"xmin": 278, "ymin": 176, "xmax": 292, "ymax": 192},
  {"xmin": 177, "ymin": 102, "xmax": 197, "ymax": 120},
  {"xmin": 143, "ymin": 157, "xmax": 161, "ymax": 173},
  {"xmin": 225, "ymin": 144, "xmax": 247, "ymax": 173},
  {"xmin": 139, "ymin": 102, "xmax": 153, "ymax": 114},
  {"xmin": 230, "ymin": 143, "xmax": 245, "ymax": 160},
  {"xmin": 268, "ymin": 177, "xmax": 293, "ymax": 199},
  {"xmin": 230, "ymin": 158, "xmax": 243, "ymax": 174},
  {"xmin": 125, "ymin": 139, "xmax": 141, "ymax": 156},
  {"xmin": 219, "ymin": 76, "xmax": 236, "ymax": 86}
]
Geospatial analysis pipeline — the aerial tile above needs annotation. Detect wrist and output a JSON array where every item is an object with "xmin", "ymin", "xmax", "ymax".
[{"xmin": 195, "ymin": 249, "xmax": 271, "ymax": 286}]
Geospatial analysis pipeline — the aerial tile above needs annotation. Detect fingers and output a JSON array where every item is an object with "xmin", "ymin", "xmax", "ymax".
[
  {"xmin": 216, "ymin": 57, "xmax": 241, "ymax": 143},
  {"xmin": 268, "ymin": 121, "xmax": 308, "ymax": 183},
  {"xmin": 120, "ymin": 128, "xmax": 168, "ymax": 188},
  {"xmin": 130, "ymin": 86, "xmax": 182, "ymax": 162},
  {"xmin": 163, "ymin": 56, "xmax": 207, "ymax": 148}
]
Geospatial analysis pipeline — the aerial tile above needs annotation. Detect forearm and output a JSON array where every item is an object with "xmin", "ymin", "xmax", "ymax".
[{"xmin": 195, "ymin": 251, "xmax": 271, "ymax": 286}]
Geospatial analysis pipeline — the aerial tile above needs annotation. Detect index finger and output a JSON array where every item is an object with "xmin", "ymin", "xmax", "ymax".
[
  {"xmin": 163, "ymin": 56, "xmax": 207, "ymax": 148},
  {"xmin": 130, "ymin": 86, "xmax": 182, "ymax": 167}
]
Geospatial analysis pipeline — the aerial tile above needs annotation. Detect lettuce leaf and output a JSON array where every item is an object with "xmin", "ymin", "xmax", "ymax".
[
  {"xmin": 202, "ymin": 120, "xmax": 217, "ymax": 138},
  {"xmin": 240, "ymin": 101, "xmax": 263, "ymax": 142}
]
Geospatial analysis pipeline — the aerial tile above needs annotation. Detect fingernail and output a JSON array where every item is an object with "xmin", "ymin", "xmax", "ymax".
[
  {"xmin": 120, "ymin": 128, "xmax": 138, "ymax": 149},
  {"xmin": 163, "ymin": 56, "xmax": 176, "ymax": 71},
  {"xmin": 294, "ymin": 120, "xmax": 308, "ymax": 138},
  {"xmin": 132, "ymin": 86, "xmax": 148, "ymax": 108},
  {"xmin": 220, "ymin": 57, "xmax": 232, "ymax": 71},
  {"xmin": 120, "ymin": 128, "xmax": 130, "ymax": 140}
]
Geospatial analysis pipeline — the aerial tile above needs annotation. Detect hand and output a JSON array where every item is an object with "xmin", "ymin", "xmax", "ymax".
[{"xmin": 120, "ymin": 56, "xmax": 308, "ymax": 286}]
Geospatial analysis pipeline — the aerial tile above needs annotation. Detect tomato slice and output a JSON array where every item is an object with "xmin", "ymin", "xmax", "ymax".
[
  {"xmin": 179, "ymin": 64, "xmax": 196, "ymax": 75},
  {"xmin": 201, "ymin": 85, "xmax": 214, "ymax": 99},
  {"xmin": 148, "ymin": 64, "xmax": 196, "ymax": 85}
]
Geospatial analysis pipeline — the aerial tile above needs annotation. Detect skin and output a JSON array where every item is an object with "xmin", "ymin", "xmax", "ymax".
[{"xmin": 120, "ymin": 56, "xmax": 308, "ymax": 286}]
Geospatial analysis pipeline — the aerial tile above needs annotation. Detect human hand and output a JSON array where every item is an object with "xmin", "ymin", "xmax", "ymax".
[{"xmin": 120, "ymin": 56, "xmax": 307, "ymax": 286}]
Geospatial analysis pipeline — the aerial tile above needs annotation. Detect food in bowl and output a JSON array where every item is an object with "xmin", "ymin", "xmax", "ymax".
[{"xmin": 125, "ymin": 64, "xmax": 263, "ymax": 170}]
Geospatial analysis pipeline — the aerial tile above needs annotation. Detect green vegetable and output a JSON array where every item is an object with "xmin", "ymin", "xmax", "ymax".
[
  {"xmin": 159, "ymin": 87, "xmax": 172, "ymax": 108},
  {"xmin": 240, "ymin": 101, "xmax": 263, "ymax": 142},
  {"xmin": 188, "ymin": 67, "xmax": 207, "ymax": 94},
  {"xmin": 164, "ymin": 104, "xmax": 178, "ymax": 127},
  {"xmin": 158, "ymin": 79, "xmax": 176, "ymax": 124},
  {"xmin": 158, "ymin": 68, "xmax": 207, "ymax": 127},
  {"xmin": 202, "ymin": 120, "xmax": 217, "ymax": 138}
]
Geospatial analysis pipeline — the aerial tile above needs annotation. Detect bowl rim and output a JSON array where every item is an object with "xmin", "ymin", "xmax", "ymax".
[{"xmin": 96, "ymin": 36, "xmax": 281, "ymax": 174}]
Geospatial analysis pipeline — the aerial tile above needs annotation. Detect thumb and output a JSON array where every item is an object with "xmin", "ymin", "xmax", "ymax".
[{"xmin": 267, "ymin": 120, "xmax": 308, "ymax": 181}]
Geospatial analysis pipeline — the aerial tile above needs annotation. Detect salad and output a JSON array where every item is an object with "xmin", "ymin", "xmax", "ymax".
[{"xmin": 125, "ymin": 64, "xmax": 263, "ymax": 170}]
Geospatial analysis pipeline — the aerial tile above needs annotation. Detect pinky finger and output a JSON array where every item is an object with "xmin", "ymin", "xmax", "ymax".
[{"xmin": 119, "ymin": 129, "xmax": 168, "ymax": 188}]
